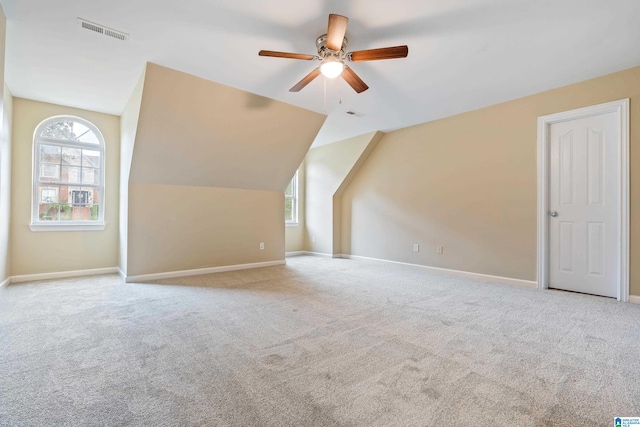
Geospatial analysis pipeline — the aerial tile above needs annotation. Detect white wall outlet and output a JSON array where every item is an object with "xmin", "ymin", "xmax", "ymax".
[
  {"xmin": 437, "ymin": 246, "xmax": 444, "ymax": 254},
  {"xmin": 312, "ymin": 236, "xmax": 316, "ymax": 243},
  {"xmin": 260, "ymin": 242, "xmax": 265, "ymax": 250},
  {"xmin": 413, "ymin": 244, "xmax": 419, "ymax": 252}
]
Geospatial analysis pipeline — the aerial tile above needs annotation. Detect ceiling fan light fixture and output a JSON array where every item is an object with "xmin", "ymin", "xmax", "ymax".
[
  {"xmin": 319, "ymin": 57, "xmax": 344, "ymax": 78},
  {"xmin": 259, "ymin": 14, "xmax": 408, "ymax": 93}
]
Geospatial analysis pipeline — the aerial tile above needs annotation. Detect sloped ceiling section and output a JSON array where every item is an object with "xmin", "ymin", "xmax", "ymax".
[{"xmin": 130, "ymin": 63, "xmax": 326, "ymax": 191}]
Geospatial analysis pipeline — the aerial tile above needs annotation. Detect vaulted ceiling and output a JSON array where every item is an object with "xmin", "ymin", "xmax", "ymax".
[{"xmin": 3, "ymin": 0, "xmax": 640, "ymax": 147}]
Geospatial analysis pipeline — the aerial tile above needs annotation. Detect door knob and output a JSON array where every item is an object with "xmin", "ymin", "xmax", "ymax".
[{"xmin": 550, "ymin": 210, "xmax": 558, "ymax": 217}]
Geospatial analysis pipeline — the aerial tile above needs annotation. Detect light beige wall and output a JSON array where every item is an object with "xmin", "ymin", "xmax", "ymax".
[
  {"xmin": 285, "ymin": 160, "xmax": 305, "ymax": 253},
  {"xmin": 127, "ymin": 183, "xmax": 284, "ymax": 277},
  {"xmin": 341, "ymin": 65, "xmax": 640, "ymax": 295},
  {"xmin": 10, "ymin": 98, "xmax": 120, "ymax": 276},
  {"xmin": 0, "ymin": 84, "xmax": 12, "ymax": 283},
  {"xmin": 0, "ymin": 5, "xmax": 11, "ymax": 284},
  {"xmin": 130, "ymin": 63, "xmax": 326, "ymax": 190},
  {"xmin": 303, "ymin": 131, "xmax": 383, "ymax": 255},
  {"xmin": 126, "ymin": 63, "xmax": 323, "ymax": 276},
  {"xmin": 333, "ymin": 132, "xmax": 385, "ymax": 255},
  {"xmin": 119, "ymin": 70, "xmax": 145, "ymax": 275}
]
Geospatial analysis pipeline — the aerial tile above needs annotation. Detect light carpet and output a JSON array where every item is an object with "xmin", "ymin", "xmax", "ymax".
[{"xmin": 1, "ymin": 255, "xmax": 639, "ymax": 426}]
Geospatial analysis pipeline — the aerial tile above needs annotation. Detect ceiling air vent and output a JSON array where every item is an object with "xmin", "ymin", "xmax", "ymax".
[
  {"xmin": 77, "ymin": 18, "xmax": 129, "ymax": 42},
  {"xmin": 346, "ymin": 110, "xmax": 365, "ymax": 117}
]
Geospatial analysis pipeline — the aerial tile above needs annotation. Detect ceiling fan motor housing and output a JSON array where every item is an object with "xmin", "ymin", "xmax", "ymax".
[{"xmin": 316, "ymin": 34, "xmax": 349, "ymax": 59}]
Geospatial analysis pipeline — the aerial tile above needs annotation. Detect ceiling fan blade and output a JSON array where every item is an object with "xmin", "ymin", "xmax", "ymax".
[
  {"xmin": 290, "ymin": 68, "xmax": 321, "ymax": 92},
  {"xmin": 341, "ymin": 66, "xmax": 369, "ymax": 93},
  {"xmin": 349, "ymin": 45, "xmax": 409, "ymax": 62},
  {"xmin": 326, "ymin": 14, "xmax": 348, "ymax": 51},
  {"xmin": 259, "ymin": 50, "xmax": 316, "ymax": 60}
]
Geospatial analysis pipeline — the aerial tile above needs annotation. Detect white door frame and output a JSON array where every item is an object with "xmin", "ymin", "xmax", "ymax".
[{"xmin": 537, "ymin": 99, "xmax": 630, "ymax": 301}]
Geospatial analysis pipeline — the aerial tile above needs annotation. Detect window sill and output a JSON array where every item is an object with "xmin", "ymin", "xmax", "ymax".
[
  {"xmin": 29, "ymin": 222, "xmax": 106, "ymax": 232},
  {"xmin": 286, "ymin": 222, "xmax": 299, "ymax": 227}
]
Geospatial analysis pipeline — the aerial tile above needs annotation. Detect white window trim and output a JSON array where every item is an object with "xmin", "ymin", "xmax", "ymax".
[
  {"xmin": 29, "ymin": 223, "xmax": 106, "ymax": 232},
  {"xmin": 285, "ymin": 171, "xmax": 298, "ymax": 225},
  {"xmin": 30, "ymin": 116, "xmax": 106, "ymax": 232}
]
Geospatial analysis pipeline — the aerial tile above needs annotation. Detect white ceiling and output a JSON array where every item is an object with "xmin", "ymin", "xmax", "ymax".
[{"xmin": 3, "ymin": 0, "xmax": 640, "ymax": 147}]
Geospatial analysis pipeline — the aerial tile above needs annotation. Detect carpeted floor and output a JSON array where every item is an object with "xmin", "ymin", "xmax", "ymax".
[{"xmin": 0, "ymin": 256, "xmax": 639, "ymax": 426}]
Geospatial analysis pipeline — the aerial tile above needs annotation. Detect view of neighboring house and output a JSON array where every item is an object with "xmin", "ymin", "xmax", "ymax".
[{"xmin": 36, "ymin": 119, "xmax": 102, "ymax": 222}]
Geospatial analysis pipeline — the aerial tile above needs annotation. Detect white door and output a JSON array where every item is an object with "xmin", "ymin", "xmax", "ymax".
[{"xmin": 549, "ymin": 112, "xmax": 618, "ymax": 297}]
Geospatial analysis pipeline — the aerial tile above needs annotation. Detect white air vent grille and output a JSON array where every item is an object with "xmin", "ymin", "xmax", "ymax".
[{"xmin": 78, "ymin": 18, "xmax": 129, "ymax": 42}]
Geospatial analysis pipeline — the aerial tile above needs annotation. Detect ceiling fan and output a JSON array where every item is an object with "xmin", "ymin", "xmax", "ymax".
[{"xmin": 258, "ymin": 14, "xmax": 408, "ymax": 94}]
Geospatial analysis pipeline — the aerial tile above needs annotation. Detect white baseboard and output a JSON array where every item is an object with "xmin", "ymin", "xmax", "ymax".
[
  {"xmin": 286, "ymin": 251, "xmax": 342, "ymax": 258},
  {"xmin": 116, "ymin": 267, "xmax": 126, "ymax": 281},
  {"xmin": 125, "ymin": 260, "xmax": 286, "ymax": 283},
  {"xmin": 0, "ymin": 277, "xmax": 10, "ymax": 288},
  {"xmin": 10, "ymin": 267, "xmax": 120, "ymax": 284},
  {"xmin": 339, "ymin": 254, "xmax": 537, "ymax": 289},
  {"xmin": 302, "ymin": 251, "xmax": 334, "ymax": 258},
  {"xmin": 285, "ymin": 251, "xmax": 306, "ymax": 257},
  {"xmin": 629, "ymin": 295, "xmax": 640, "ymax": 305}
]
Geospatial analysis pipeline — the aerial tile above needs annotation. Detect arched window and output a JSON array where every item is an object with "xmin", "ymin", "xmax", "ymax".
[{"xmin": 31, "ymin": 116, "xmax": 106, "ymax": 231}]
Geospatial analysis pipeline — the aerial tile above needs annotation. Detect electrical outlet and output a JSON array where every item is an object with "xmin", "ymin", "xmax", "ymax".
[
  {"xmin": 437, "ymin": 246, "xmax": 444, "ymax": 254},
  {"xmin": 413, "ymin": 244, "xmax": 419, "ymax": 252},
  {"xmin": 260, "ymin": 242, "xmax": 265, "ymax": 250},
  {"xmin": 312, "ymin": 236, "xmax": 316, "ymax": 243}
]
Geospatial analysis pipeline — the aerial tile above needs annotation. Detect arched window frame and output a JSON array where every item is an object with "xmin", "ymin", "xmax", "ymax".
[{"xmin": 30, "ymin": 116, "xmax": 106, "ymax": 231}]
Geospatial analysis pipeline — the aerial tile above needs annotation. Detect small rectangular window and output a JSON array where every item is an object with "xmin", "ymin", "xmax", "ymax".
[
  {"xmin": 41, "ymin": 164, "xmax": 60, "ymax": 179},
  {"xmin": 285, "ymin": 172, "xmax": 298, "ymax": 224},
  {"xmin": 40, "ymin": 188, "xmax": 58, "ymax": 203}
]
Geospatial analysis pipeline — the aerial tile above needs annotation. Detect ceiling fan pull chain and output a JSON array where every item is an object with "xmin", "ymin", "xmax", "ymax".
[{"xmin": 324, "ymin": 76, "xmax": 327, "ymax": 114}]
